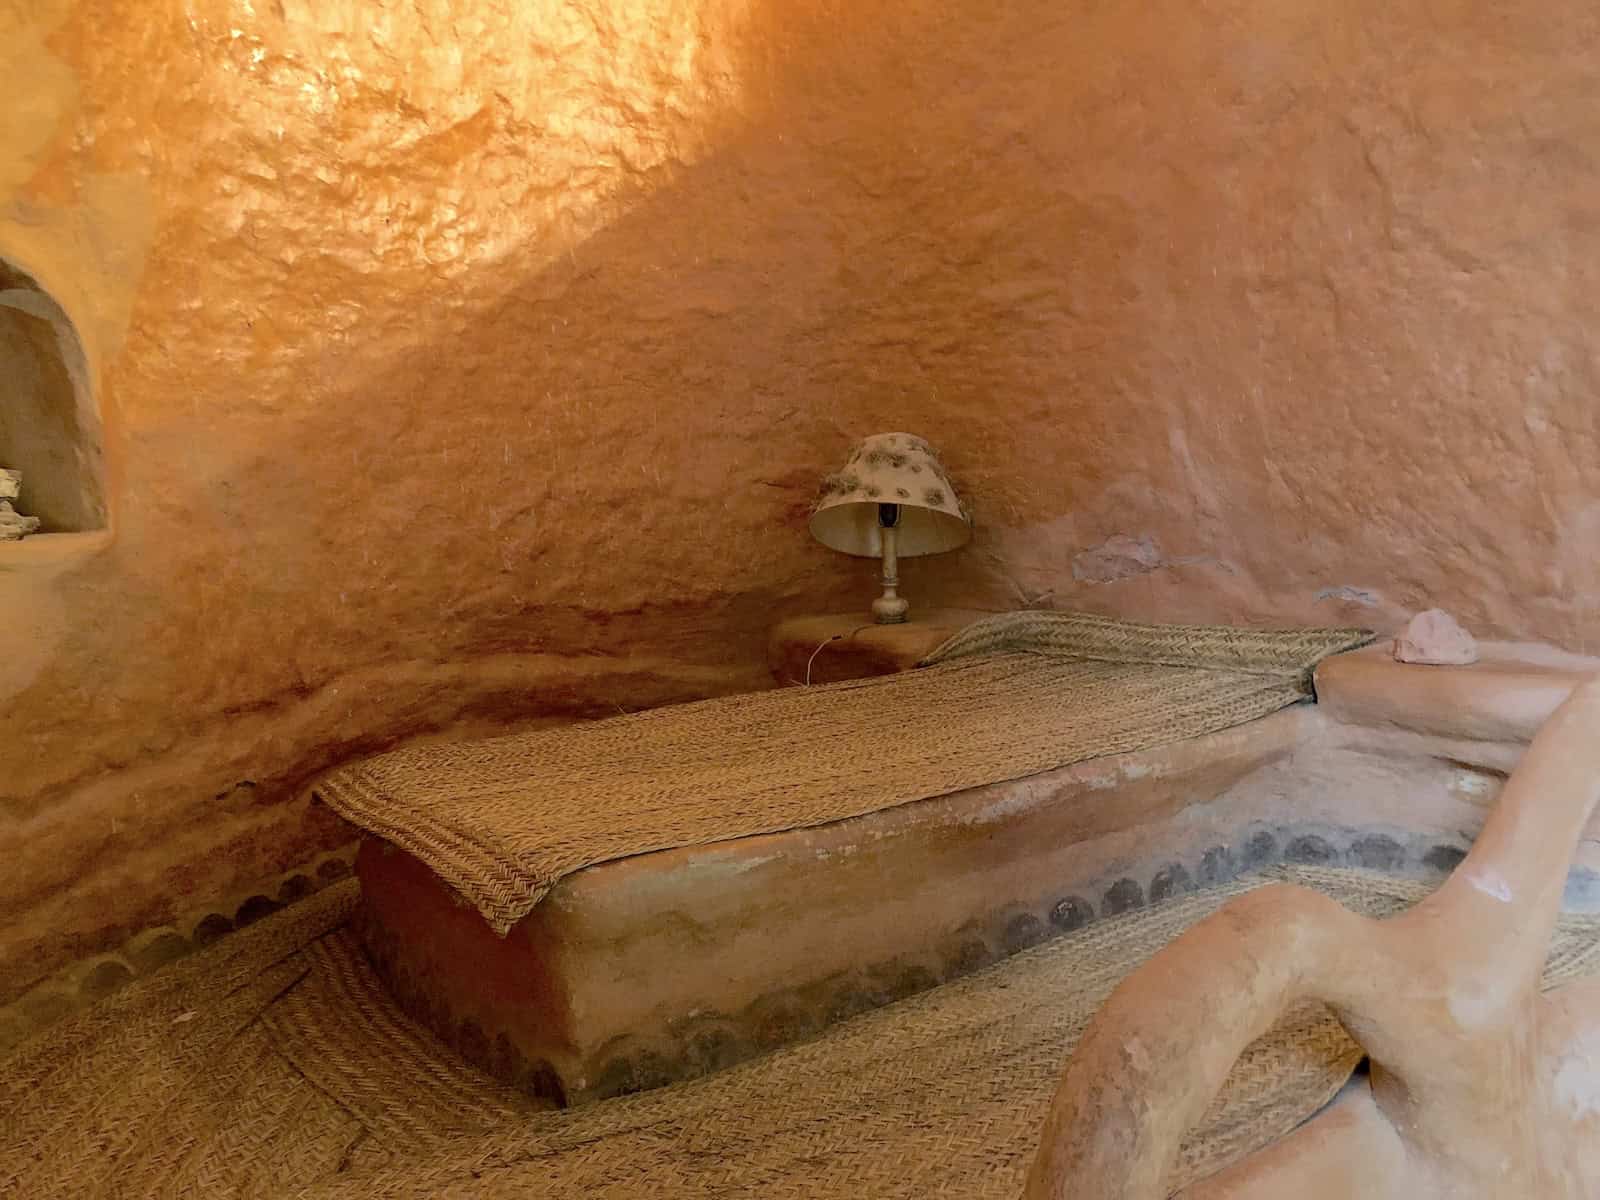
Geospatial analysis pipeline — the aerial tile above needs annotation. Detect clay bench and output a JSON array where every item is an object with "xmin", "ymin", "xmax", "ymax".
[
  {"xmin": 354, "ymin": 710, "xmax": 1307, "ymax": 1104},
  {"xmin": 331, "ymin": 620, "xmax": 1600, "ymax": 1107}
]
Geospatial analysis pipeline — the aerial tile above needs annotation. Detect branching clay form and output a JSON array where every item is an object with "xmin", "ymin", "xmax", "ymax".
[{"xmin": 1027, "ymin": 675, "xmax": 1600, "ymax": 1199}]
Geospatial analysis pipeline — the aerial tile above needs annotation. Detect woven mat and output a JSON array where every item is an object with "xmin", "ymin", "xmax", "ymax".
[
  {"xmin": 918, "ymin": 609, "xmax": 1370, "ymax": 674},
  {"xmin": 9, "ymin": 866, "xmax": 1599, "ymax": 1200},
  {"xmin": 316, "ymin": 613, "xmax": 1371, "ymax": 933}
]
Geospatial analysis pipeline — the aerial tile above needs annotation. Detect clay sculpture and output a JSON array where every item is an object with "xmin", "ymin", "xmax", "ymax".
[{"xmin": 1027, "ymin": 674, "xmax": 1600, "ymax": 1198}]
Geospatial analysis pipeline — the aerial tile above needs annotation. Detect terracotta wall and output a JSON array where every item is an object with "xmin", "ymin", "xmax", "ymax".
[{"xmin": 3, "ymin": 0, "xmax": 1598, "ymax": 999}]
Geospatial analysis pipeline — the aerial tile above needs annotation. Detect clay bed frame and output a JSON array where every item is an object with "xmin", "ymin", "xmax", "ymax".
[{"xmin": 354, "ymin": 642, "xmax": 1600, "ymax": 1107}]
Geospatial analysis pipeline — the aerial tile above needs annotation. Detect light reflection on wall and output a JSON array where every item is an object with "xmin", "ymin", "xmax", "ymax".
[{"xmin": 178, "ymin": 0, "xmax": 753, "ymax": 283}]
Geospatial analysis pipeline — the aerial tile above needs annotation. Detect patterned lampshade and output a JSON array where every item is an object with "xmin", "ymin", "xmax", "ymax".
[{"xmin": 809, "ymin": 432, "xmax": 972, "ymax": 558}]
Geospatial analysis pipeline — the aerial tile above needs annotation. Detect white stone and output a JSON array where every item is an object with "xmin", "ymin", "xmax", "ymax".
[
  {"xmin": 1394, "ymin": 608, "xmax": 1479, "ymax": 666},
  {"xmin": 0, "ymin": 500, "xmax": 40, "ymax": 542},
  {"xmin": 0, "ymin": 468, "xmax": 19, "ymax": 502}
]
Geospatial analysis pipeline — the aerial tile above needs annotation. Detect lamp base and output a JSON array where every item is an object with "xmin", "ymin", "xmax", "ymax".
[
  {"xmin": 872, "ymin": 593, "xmax": 910, "ymax": 624},
  {"xmin": 872, "ymin": 520, "xmax": 909, "ymax": 623}
]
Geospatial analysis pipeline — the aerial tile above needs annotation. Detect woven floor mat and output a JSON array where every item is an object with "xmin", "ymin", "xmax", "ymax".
[
  {"xmin": 263, "ymin": 931, "xmax": 534, "ymax": 1145},
  {"xmin": 298, "ymin": 865, "xmax": 1600, "ymax": 1200},
  {"xmin": 12, "ymin": 863, "xmax": 1595, "ymax": 1199},
  {"xmin": 0, "ymin": 884, "xmax": 367, "ymax": 1200},
  {"xmin": 292, "ymin": 874, "xmax": 1352, "ymax": 1200},
  {"xmin": 316, "ymin": 613, "xmax": 1372, "ymax": 933}
]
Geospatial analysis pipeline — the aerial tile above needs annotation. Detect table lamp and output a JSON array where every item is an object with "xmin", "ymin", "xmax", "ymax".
[{"xmin": 809, "ymin": 432, "xmax": 972, "ymax": 624}]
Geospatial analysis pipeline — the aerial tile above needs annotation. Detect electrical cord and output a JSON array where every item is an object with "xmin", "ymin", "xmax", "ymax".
[{"xmin": 803, "ymin": 625, "xmax": 875, "ymax": 685}]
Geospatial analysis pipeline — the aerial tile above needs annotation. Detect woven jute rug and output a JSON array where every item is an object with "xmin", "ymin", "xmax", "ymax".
[
  {"xmin": 316, "ymin": 612, "xmax": 1372, "ymax": 933},
  {"xmin": 8, "ymin": 865, "xmax": 1600, "ymax": 1200}
]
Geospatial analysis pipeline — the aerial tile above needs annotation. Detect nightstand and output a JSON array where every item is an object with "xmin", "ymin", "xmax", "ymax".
[{"xmin": 766, "ymin": 608, "xmax": 993, "ymax": 686}]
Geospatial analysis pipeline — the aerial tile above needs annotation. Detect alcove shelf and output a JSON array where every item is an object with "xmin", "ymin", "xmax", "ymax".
[{"xmin": 0, "ymin": 256, "xmax": 107, "ymax": 553}]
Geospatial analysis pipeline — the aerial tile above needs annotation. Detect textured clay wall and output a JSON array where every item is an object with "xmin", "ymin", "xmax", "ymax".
[{"xmin": 3, "ymin": 0, "xmax": 1598, "ymax": 1000}]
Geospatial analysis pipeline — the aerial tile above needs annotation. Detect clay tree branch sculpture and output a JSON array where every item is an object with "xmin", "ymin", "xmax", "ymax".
[{"xmin": 1025, "ymin": 675, "xmax": 1600, "ymax": 1200}]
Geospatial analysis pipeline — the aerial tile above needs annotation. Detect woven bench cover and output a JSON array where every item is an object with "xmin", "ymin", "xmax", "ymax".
[{"xmin": 316, "ymin": 611, "xmax": 1372, "ymax": 933}]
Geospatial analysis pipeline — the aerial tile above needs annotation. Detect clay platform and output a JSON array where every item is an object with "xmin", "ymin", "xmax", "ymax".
[
  {"xmin": 355, "ymin": 643, "xmax": 1600, "ymax": 1105},
  {"xmin": 765, "ymin": 608, "xmax": 993, "ymax": 685}
]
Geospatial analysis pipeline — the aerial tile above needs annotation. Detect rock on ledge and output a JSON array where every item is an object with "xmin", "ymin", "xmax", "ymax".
[
  {"xmin": 0, "ymin": 469, "xmax": 40, "ymax": 542},
  {"xmin": 1393, "ymin": 609, "xmax": 1479, "ymax": 666}
]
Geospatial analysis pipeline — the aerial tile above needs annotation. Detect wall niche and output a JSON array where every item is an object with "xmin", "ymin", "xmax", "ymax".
[{"xmin": 0, "ymin": 258, "xmax": 105, "ymax": 536}]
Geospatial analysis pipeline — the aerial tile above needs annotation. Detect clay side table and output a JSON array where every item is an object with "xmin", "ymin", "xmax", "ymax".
[{"xmin": 766, "ymin": 608, "xmax": 994, "ymax": 686}]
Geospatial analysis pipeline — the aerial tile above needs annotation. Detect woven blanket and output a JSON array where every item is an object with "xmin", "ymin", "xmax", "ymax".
[
  {"xmin": 316, "ymin": 612, "xmax": 1371, "ymax": 933},
  {"xmin": 7, "ymin": 867, "xmax": 1600, "ymax": 1200}
]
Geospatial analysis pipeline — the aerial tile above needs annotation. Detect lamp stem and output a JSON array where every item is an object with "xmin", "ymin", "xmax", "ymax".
[{"xmin": 872, "ymin": 522, "xmax": 910, "ymax": 624}]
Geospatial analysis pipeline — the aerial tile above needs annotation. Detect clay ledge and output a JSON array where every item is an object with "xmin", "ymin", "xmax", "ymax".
[{"xmin": 0, "ymin": 530, "xmax": 113, "ymax": 567}]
